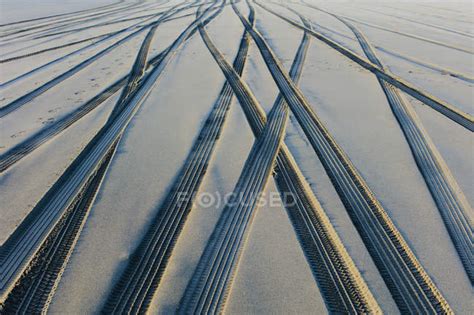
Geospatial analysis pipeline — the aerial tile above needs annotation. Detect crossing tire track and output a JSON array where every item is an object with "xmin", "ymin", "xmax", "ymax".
[
  {"xmin": 180, "ymin": 6, "xmax": 382, "ymax": 314},
  {"xmin": 0, "ymin": 3, "xmax": 220, "ymax": 306},
  {"xmin": 0, "ymin": 2, "xmax": 196, "ymax": 118},
  {"xmin": 255, "ymin": 0, "xmax": 474, "ymax": 131},
  {"xmin": 234, "ymin": 2, "xmax": 452, "ymax": 313},
  {"xmin": 0, "ymin": 4, "xmax": 216, "ymax": 173},
  {"xmin": 101, "ymin": 4, "xmax": 255, "ymax": 314},
  {"xmin": 320, "ymin": 9, "xmax": 473, "ymax": 283}
]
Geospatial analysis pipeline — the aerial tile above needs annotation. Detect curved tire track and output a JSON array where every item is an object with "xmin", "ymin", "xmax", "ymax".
[
  {"xmin": 179, "ymin": 15, "xmax": 289, "ymax": 314},
  {"xmin": 0, "ymin": 2, "xmax": 217, "ymax": 305},
  {"xmin": 328, "ymin": 12, "xmax": 473, "ymax": 283},
  {"xmin": 0, "ymin": 2, "xmax": 195, "ymax": 118},
  {"xmin": 0, "ymin": 6, "xmax": 211, "ymax": 173},
  {"xmin": 101, "ymin": 4, "xmax": 254, "ymax": 314},
  {"xmin": 0, "ymin": 0, "xmax": 128, "ymax": 28},
  {"xmin": 303, "ymin": 19, "xmax": 474, "ymax": 84},
  {"xmin": 0, "ymin": 1, "xmax": 149, "ymax": 41},
  {"xmin": 255, "ymin": 1, "xmax": 473, "ymax": 131},
  {"xmin": 180, "ymin": 11, "xmax": 382, "ymax": 314},
  {"xmin": 235, "ymin": 2, "xmax": 452, "ymax": 313}
]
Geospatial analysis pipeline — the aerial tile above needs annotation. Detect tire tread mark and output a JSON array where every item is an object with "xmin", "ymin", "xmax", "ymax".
[
  {"xmin": 235, "ymin": 2, "xmax": 452, "ymax": 313},
  {"xmin": 0, "ymin": 2, "xmax": 193, "ymax": 118},
  {"xmin": 179, "ymin": 8, "xmax": 289, "ymax": 313},
  {"xmin": 254, "ymin": 0, "xmax": 473, "ymax": 131},
  {"xmin": 0, "ymin": 139, "xmax": 119, "ymax": 313},
  {"xmin": 0, "ymin": 0, "xmax": 128, "ymax": 28},
  {"xmin": 321, "ymin": 9, "xmax": 473, "ymax": 283},
  {"xmin": 101, "ymin": 3, "xmax": 255, "ymax": 314},
  {"xmin": 0, "ymin": 1, "xmax": 216, "ymax": 304},
  {"xmin": 0, "ymin": 4, "xmax": 215, "ymax": 173},
  {"xmin": 0, "ymin": 0, "xmax": 148, "ymax": 41},
  {"xmin": 180, "ymin": 5, "xmax": 381, "ymax": 314}
]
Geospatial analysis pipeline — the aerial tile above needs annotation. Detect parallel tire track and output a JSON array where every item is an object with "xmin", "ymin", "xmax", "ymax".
[
  {"xmin": 101, "ymin": 3, "xmax": 253, "ymax": 314},
  {"xmin": 234, "ymin": 2, "xmax": 452, "ymax": 313},
  {"xmin": 357, "ymin": 7, "xmax": 474, "ymax": 38},
  {"xmin": 255, "ymin": 0, "xmax": 474, "ymax": 131},
  {"xmin": 374, "ymin": 47, "xmax": 474, "ymax": 84},
  {"xmin": 0, "ymin": 13, "xmax": 192, "ymax": 65},
  {"xmin": 108, "ymin": 17, "xmax": 163, "ymax": 120},
  {"xmin": 0, "ymin": 139, "xmax": 119, "ymax": 313},
  {"xmin": 337, "ymin": 14, "xmax": 474, "ymax": 54},
  {"xmin": 378, "ymin": 3, "xmax": 471, "ymax": 25},
  {"xmin": 0, "ymin": 33, "xmax": 110, "ymax": 64},
  {"xmin": 23, "ymin": 2, "xmax": 180, "ymax": 45},
  {"xmin": 0, "ymin": 16, "xmax": 152, "ymax": 88},
  {"xmin": 20, "ymin": 1, "xmax": 155, "ymax": 41},
  {"xmin": 0, "ymin": 6, "xmax": 209, "ymax": 173},
  {"xmin": 179, "ymin": 12, "xmax": 290, "ymax": 313},
  {"xmin": 0, "ymin": 78, "xmax": 124, "ymax": 173},
  {"xmin": 0, "ymin": 1, "xmax": 217, "ymax": 304},
  {"xmin": 303, "ymin": 19, "xmax": 474, "ymax": 84},
  {"xmin": 0, "ymin": 11, "xmax": 192, "ymax": 87},
  {"xmin": 330, "ymin": 13, "xmax": 473, "ymax": 283},
  {"xmin": 31, "ymin": 12, "xmax": 160, "ymax": 40},
  {"xmin": 0, "ymin": 1, "xmax": 148, "ymax": 41},
  {"xmin": 295, "ymin": 1, "xmax": 473, "ymax": 55},
  {"xmin": 0, "ymin": 2, "xmax": 192, "ymax": 118},
  {"xmin": 0, "ymin": 0, "xmax": 127, "ymax": 28},
  {"xmin": 0, "ymin": 20, "xmax": 156, "ymax": 116},
  {"xmin": 180, "ymin": 9, "xmax": 381, "ymax": 313}
]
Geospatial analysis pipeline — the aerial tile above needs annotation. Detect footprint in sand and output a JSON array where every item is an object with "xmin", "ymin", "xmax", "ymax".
[
  {"xmin": 42, "ymin": 118, "xmax": 55, "ymax": 125},
  {"xmin": 10, "ymin": 130, "xmax": 26, "ymax": 138}
]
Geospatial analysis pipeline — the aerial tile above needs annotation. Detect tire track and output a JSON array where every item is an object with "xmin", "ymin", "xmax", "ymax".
[
  {"xmin": 180, "ymin": 12, "xmax": 289, "ymax": 314},
  {"xmin": 0, "ymin": 6, "xmax": 212, "ymax": 173},
  {"xmin": 0, "ymin": 0, "xmax": 128, "ymax": 28},
  {"xmin": 326, "ymin": 12, "xmax": 473, "ymax": 283},
  {"xmin": 0, "ymin": 9, "xmax": 195, "ymax": 65},
  {"xmin": 413, "ymin": 3, "xmax": 472, "ymax": 22},
  {"xmin": 0, "ymin": 33, "xmax": 110, "ymax": 64},
  {"xmin": 0, "ymin": 2, "xmax": 154, "ymax": 51},
  {"xmin": 180, "ymin": 10, "xmax": 381, "ymax": 314},
  {"xmin": 0, "ymin": 2, "xmax": 220, "ymax": 305},
  {"xmin": 0, "ymin": 11, "xmax": 179, "ymax": 64},
  {"xmin": 234, "ymin": 2, "xmax": 452, "ymax": 313},
  {"xmin": 0, "ymin": 77, "xmax": 124, "ymax": 173},
  {"xmin": 7, "ymin": 0, "xmax": 164, "ymax": 43},
  {"xmin": 101, "ymin": 3, "xmax": 252, "ymax": 314},
  {"xmin": 0, "ymin": 11, "xmax": 193, "ymax": 87},
  {"xmin": 374, "ymin": 47, "xmax": 474, "ymax": 84},
  {"xmin": 0, "ymin": 11, "xmax": 161, "ymax": 88},
  {"xmin": 316, "ymin": 10, "xmax": 473, "ymax": 55},
  {"xmin": 108, "ymin": 13, "xmax": 164, "ymax": 120},
  {"xmin": 304, "ymin": 19, "xmax": 474, "ymax": 84},
  {"xmin": 0, "ymin": 2, "xmax": 195, "ymax": 118},
  {"xmin": 0, "ymin": 0, "xmax": 148, "ymax": 41},
  {"xmin": 255, "ymin": 1, "xmax": 473, "ymax": 131},
  {"xmin": 32, "ymin": 10, "xmax": 166, "ymax": 40},
  {"xmin": 356, "ymin": 7, "xmax": 473, "ymax": 39},
  {"xmin": 372, "ymin": 3, "xmax": 472, "ymax": 26},
  {"xmin": 0, "ymin": 139, "xmax": 119, "ymax": 314},
  {"xmin": 345, "ymin": 18, "xmax": 473, "ymax": 54}
]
